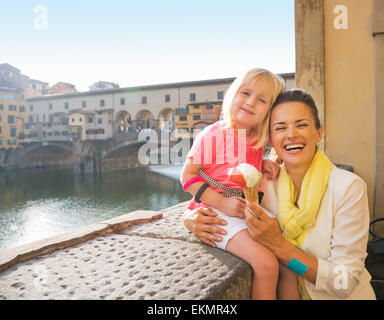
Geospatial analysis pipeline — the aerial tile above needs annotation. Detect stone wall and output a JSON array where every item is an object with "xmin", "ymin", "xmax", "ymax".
[{"xmin": 0, "ymin": 201, "xmax": 252, "ymax": 300}]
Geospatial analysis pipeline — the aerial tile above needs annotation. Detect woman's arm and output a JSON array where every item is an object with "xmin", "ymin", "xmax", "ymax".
[{"xmin": 244, "ymin": 204, "xmax": 318, "ymax": 284}]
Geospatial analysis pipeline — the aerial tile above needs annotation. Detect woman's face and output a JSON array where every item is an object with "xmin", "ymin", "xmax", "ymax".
[{"xmin": 269, "ymin": 101, "xmax": 323, "ymax": 170}]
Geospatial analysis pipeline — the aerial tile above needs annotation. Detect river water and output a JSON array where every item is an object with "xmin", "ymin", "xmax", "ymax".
[{"xmin": 0, "ymin": 166, "xmax": 190, "ymax": 250}]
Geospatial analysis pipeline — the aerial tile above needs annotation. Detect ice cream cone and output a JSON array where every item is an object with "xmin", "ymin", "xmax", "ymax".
[{"xmin": 243, "ymin": 187, "xmax": 259, "ymax": 204}]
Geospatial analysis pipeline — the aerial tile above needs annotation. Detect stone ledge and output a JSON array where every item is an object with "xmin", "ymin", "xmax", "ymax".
[
  {"xmin": 0, "ymin": 234, "xmax": 251, "ymax": 300},
  {"xmin": 0, "ymin": 202, "xmax": 252, "ymax": 300},
  {"xmin": 0, "ymin": 210, "xmax": 162, "ymax": 274},
  {"xmin": 99, "ymin": 210, "xmax": 163, "ymax": 234}
]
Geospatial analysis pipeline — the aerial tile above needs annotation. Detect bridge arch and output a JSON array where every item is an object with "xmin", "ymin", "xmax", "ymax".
[
  {"xmin": 157, "ymin": 107, "xmax": 174, "ymax": 131},
  {"xmin": 115, "ymin": 110, "xmax": 133, "ymax": 134},
  {"xmin": 134, "ymin": 109, "xmax": 156, "ymax": 131},
  {"xmin": 17, "ymin": 142, "xmax": 74, "ymax": 167}
]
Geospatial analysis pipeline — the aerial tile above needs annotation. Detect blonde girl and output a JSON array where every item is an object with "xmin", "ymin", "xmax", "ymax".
[{"xmin": 180, "ymin": 68, "xmax": 293, "ymax": 299}]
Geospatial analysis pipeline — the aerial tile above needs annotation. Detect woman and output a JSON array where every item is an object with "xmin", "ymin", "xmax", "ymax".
[{"xmin": 183, "ymin": 89, "xmax": 376, "ymax": 299}]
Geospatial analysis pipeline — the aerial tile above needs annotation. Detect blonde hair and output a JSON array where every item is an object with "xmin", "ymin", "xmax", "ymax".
[{"xmin": 222, "ymin": 68, "xmax": 285, "ymax": 149}]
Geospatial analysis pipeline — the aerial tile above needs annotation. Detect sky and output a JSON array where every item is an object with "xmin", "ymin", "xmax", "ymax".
[{"xmin": 0, "ymin": 0, "xmax": 295, "ymax": 92}]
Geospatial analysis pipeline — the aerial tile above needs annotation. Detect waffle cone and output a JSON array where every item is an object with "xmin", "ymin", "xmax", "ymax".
[{"xmin": 243, "ymin": 188, "xmax": 259, "ymax": 204}]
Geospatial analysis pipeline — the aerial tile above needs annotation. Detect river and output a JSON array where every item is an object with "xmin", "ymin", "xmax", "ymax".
[{"xmin": 0, "ymin": 165, "xmax": 190, "ymax": 250}]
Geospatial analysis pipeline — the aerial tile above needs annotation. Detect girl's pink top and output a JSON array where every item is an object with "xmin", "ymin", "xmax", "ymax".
[{"xmin": 186, "ymin": 120, "xmax": 263, "ymax": 210}]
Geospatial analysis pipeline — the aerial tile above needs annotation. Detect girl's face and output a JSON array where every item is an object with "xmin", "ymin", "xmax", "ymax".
[
  {"xmin": 230, "ymin": 79, "xmax": 273, "ymax": 134},
  {"xmin": 269, "ymin": 101, "xmax": 323, "ymax": 171}
]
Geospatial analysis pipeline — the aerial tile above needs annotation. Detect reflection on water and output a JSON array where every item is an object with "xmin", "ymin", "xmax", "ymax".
[{"xmin": 0, "ymin": 167, "xmax": 191, "ymax": 250}]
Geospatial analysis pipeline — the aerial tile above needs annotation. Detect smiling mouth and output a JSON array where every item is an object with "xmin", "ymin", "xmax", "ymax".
[
  {"xmin": 240, "ymin": 107, "xmax": 254, "ymax": 115},
  {"xmin": 284, "ymin": 143, "xmax": 305, "ymax": 151}
]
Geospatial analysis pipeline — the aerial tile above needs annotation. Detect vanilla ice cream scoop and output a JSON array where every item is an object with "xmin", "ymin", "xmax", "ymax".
[{"xmin": 236, "ymin": 163, "xmax": 263, "ymax": 188}]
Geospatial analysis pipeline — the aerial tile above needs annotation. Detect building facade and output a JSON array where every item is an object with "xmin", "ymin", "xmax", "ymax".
[
  {"xmin": 26, "ymin": 73, "xmax": 295, "ymax": 142},
  {"xmin": 0, "ymin": 87, "xmax": 27, "ymax": 149},
  {"xmin": 174, "ymin": 101, "xmax": 222, "ymax": 137},
  {"xmin": 68, "ymin": 108, "xmax": 113, "ymax": 141}
]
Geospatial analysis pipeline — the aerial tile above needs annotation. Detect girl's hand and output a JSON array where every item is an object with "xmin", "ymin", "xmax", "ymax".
[
  {"xmin": 218, "ymin": 196, "xmax": 247, "ymax": 218},
  {"xmin": 182, "ymin": 207, "xmax": 228, "ymax": 247},
  {"xmin": 262, "ymin": 159, "xmax": 281, "ymax": 180},
  {"xmin": 244, "ymin": 202, "xmax": 284, "ymax": 251}
]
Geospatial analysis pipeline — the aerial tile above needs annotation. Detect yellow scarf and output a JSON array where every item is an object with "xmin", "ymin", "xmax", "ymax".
[{"xmin": 277, "ymin": 149, "xmax": 333, "ymax": 248}]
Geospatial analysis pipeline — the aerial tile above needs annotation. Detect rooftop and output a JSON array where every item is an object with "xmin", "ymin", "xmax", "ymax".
[{"xmin": 27, "ymin": 73, "xmax": 295, "ymax": 102}]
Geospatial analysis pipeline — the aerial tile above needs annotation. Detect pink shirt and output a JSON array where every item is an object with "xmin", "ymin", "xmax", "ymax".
[{"xmin": 187, "ymin": 120, "xmax": 264, "ymax": 209}]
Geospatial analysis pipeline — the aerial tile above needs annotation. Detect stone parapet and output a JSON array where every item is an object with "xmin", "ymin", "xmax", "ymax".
[{"xmin": 0, "ymin": 202, "xmax": 252, "ymax": 300}]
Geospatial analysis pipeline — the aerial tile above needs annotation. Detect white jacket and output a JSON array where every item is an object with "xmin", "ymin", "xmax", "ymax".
[{"xmin": 261, "ymin": 166, "xmax": 376, "ymax": 300}]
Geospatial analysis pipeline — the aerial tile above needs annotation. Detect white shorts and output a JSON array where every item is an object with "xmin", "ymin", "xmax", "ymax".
[{"xmin": 211, "ymin": 208, "xmax": 248, "ymax": 250}]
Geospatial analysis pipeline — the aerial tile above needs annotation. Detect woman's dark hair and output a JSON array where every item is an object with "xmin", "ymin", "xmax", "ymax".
[{"xmin": 271, "ymin": 89, "xmax": 321, "ymax": 129}]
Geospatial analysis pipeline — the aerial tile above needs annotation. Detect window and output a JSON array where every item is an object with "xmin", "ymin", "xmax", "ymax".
[
  {"xmin": 29, "ymin": 115, "xmax": 33, "ymax": 123},
  {"xmin": 193, "ymin": 105, "xmax": 199, "ymax": 109},
  {"xmin": 82, "ymin": 101, "xmax": 86, "ymax": 108},
  {"xmin": 179, "ymin": 115, "xmax": 187, "ymax": 121},
  {"xmin": 8, "ymin": 139, "xmax": 16, "ymax": 145},
  {"xmin": 20, "ymin": 106, "xmax": 25, "ymax": 112},
  {"xmin": 49, "ymin": 103, "xmax": 53, "ymax": 110},
  {"xmin": 8, "ymin": 105, "xmax": 16, "ymax": 111},
  {"xmin": 141, "ymin": 96, "xmax": 147, "ymax": 104},
  {"xmin": 100, "ymin": 99, "xmax": 105, "ymax": 107},
  {"xmin": 79, "ymin": 118, "xmax": 82, "ymax": 122},
  {"xmin": 206, "ymin": 104, "xmax": 213, "ymax": 110},
  {"xmin": 29, "ymin": 104, "xmax": 33, "ymax": 111},
  {"xmin": 10, "ymin": 127, "xmax": 16, "ymax": 137},
  {"xmin": 65, "ymin": 102, "xmax": 69, "ymax": 110},
  {"xmin": 189, "ymin": 93, "xmax": 196, "ymax": 102},
  {"xmin": 217, "ymin": 91, "xmax": 224, "ymax": 100},
  {"xmin": 0, "ymin": 138, "xmax": 2, "ymax": 145},
  {"xmin": 193, "ymin": 115, "xmax": 200, "ymax": 120},
  {"xmin": 72, "ymin": 118, "xmax": 75, "ymax": 123},
  {"xmin": 0, "ymin": 126, "xmax": 1, "ymax": 133},
  {"xmin": 8, "ymin": 115, "xmax": 15, "ymax": 124},
  {"xmin": 88, "ymin": 117, "xmax": 93, "ymax": 123},
  {"xmin": 0, "ymin": 104, "xmax": 3, "ymax": 110},
  {"xmin": 120, "ymin": 98, "xmax": 125, "ymax": 105},
  {"xmin": 165, "ymin": 94, "xmax": 170, "ymax": 103},
  {"xmin": 98, "ymin": 118, "xmax": 102, "ymax": 124},
  {"xmin": 43, "ymin": 114, "xmax": 46, "ymax": 122}
]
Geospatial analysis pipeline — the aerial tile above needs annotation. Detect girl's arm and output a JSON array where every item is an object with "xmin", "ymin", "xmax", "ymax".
[{"xmin": 180, "ymin": 159, "xmax": 246, "ymax": 217}]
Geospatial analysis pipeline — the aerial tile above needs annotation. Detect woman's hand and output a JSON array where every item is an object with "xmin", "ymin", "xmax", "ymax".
[
  {"xmin": 217, "ymin": 196, "xmax": 246, "ymax": 218},
  {"xmin": 262, "ymin": 159, "xmax": 280, "ymax": 180},
  {"xmin": 244, "ymin": 202, "xmax": 285, "ymax": 252},
  {"xmin": 182, "ymin": 207, "xmax": 228, "ymax": 247}
]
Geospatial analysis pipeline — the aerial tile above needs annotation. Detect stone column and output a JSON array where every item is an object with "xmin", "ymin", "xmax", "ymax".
[
  {"xmin": 294, "ymin": 0, "xmax": 325, "ymax": 150},
  {"xmin": 373, "ymin": 0, "xmax": 384, "ymax": 222}
]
